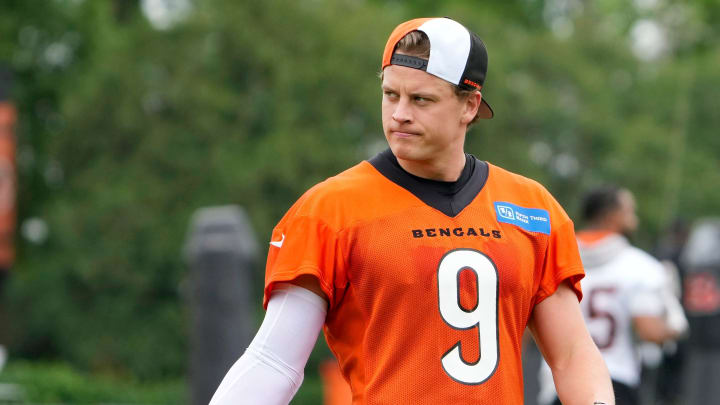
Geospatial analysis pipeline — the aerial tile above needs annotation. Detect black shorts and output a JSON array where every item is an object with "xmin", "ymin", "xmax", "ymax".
[{"xmin": 551, "ymin": 380, "xmax": 638, "ymax": 405}]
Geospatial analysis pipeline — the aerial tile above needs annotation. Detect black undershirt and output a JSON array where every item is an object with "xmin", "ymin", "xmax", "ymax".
[{"xmin": 368, "ymin": 149, "xmax": 489, "ymax": 217}]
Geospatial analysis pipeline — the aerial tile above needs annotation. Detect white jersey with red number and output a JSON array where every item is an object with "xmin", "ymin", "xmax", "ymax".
[{"xmin": 538, "ymin": 231, "xmax": 666, "ymax": 404}]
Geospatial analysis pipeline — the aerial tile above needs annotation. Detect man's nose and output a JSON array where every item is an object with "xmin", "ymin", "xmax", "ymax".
[{"xmin": 392, "ymin": 98, "xmax": 412, "ymax": 123}]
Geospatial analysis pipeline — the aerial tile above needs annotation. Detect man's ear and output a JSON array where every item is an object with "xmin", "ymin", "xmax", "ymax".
[{"xmin": 461, "ymin": 91, "xmax": 482, "ymax": 125}]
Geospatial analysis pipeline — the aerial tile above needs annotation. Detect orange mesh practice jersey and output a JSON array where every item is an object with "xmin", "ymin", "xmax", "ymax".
[{"xmin": 264, "ymin": 150, "xmax": 584, "ymax": 404}]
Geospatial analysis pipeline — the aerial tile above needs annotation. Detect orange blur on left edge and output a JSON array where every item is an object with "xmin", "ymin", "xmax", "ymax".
[
  {"xmin": 320, "ymin": 359, "xmax": 352, "ymax": 405},
  {"xmin": 0, "ymin": 102, "xmax": 16, "ymax": 270}
]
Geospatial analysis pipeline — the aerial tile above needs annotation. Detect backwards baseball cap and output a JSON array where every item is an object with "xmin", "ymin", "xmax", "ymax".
[{"xmin": 382, "ymin": 17, "xmax": 494, "ymax": 119}]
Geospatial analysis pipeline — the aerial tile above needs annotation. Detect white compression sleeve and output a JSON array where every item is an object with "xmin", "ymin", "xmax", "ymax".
[{"xmin": 209, "ymin": 284, "xmax": 328, "ymax": 405}]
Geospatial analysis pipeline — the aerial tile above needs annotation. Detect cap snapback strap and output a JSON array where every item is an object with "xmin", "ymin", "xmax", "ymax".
[{"xmin": 389, "ymin": 54, "xmax": 429, "ymax": 71}]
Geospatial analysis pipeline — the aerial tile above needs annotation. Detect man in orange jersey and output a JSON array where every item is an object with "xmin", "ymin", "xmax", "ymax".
[{"xmin": 210, "ymin": 17, "xmax": 613, "ymax": 405}]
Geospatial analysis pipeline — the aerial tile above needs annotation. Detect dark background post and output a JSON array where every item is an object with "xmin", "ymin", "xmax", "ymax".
[
  {"xmin": 680, "ymin": 218, "xmax": 720, "ymax": 405},
  {"xmin": 185, "ymin": 205, "xmax": 258, "ymax": 405},
  {"xmin": 522, "ymin": 340, "xmax": 541, "ymax": 405}
]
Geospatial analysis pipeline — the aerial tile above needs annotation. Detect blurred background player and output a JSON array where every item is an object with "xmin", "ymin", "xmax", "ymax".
[
  {"xmin": 209, "ymin": 17, "xmax": 613, "ymax": 405},
  {"xmin": 0, "ymin": 66, "xmax": 16, "ymax": 373},
  {"xmin": 649, "ymin": 218, "xmax": 690, "ymax": 405},
  {"xmin": 538, "ymin": 185, "xmax": 687, "ymax": 405}
]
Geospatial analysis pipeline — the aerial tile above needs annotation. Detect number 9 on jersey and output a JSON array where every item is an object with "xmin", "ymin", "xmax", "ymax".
[{"xmin": 437, "ymin": 249, "xmax": 499, "ymax": 385}]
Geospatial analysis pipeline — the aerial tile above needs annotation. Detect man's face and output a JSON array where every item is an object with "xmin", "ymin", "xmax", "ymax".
[
  {"xmin": 616, "ymin": 189, "xmax": 639, "ymax": 235},
  {"xmin": 381, "ymin": 64, "xmax": 476, "ymax": 165}
]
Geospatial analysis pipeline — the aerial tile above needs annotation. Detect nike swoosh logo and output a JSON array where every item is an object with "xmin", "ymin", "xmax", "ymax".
[{"xmin": 269, "ymin": 234, "xmax": 285, "ymax": 248}]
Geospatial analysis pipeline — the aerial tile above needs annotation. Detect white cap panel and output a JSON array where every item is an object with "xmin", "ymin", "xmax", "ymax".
[{"xmin": 419, "ymin": 18, "xmax": 471, "ymax": 85}]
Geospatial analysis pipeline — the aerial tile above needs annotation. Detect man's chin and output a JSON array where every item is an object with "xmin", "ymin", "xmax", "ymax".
[{"xmin": 388, "ymin": 145, "xmax": 420, "ymax": 161}]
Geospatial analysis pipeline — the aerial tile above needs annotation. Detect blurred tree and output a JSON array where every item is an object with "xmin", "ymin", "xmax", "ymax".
[{"xmin": 0, "ymin": 0, "xmax": 718, "ymax": 385}]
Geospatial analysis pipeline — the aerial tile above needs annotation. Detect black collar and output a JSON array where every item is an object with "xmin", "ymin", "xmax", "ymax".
[{"xmin": 368, "ymin": 149, "xmax": 488, "ymax": 217}]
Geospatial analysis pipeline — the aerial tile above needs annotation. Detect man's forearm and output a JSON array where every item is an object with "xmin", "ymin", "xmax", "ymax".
[
  {"xmin": 531, "ymin": 283, "xmax": 614, "ymax": 405},
  {"xmin": 552, "ymin": 338, "xmax": 614, "ymax": 405},
  {"xmin": 209, "ymin": 284, "xmax": 327, "ymax": 405}
]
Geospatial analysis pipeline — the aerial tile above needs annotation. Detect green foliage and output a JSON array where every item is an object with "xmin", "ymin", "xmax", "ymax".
[
  {"xmin": 0, "ymin": 361, "xmax": 184, "ymax": 404},
  {"xmin": 1, "ymin": 0, "xmax": 719, "ymax": 395}
]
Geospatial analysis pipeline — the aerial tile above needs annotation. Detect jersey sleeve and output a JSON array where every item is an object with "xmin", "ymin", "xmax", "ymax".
[
  {"xmin": 263, "ymin": 191, "xmax": 348, "ymax": 310},
  {"xmin": 533, "ymin": 199, "xmax": 585, "ymax": 306}
]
